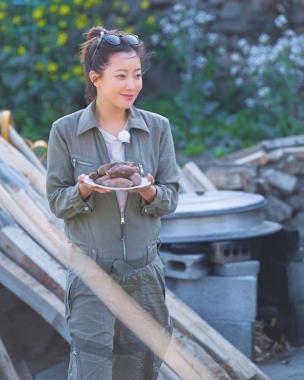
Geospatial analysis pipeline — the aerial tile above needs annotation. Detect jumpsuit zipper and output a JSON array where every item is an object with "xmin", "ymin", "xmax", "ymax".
[
  {"xmin": 119, "ymin": 162, "xmax": 143, "ymax": 262},
  {"xmin": 72, "ymin": 350, "xmax": 80, "ymax": 379},
  {"xmin": 120, "ymin": 209, "xmax": 127, "ymax": 261}
]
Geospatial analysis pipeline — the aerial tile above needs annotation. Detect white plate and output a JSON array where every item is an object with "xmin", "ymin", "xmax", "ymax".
[{"xmin": 83, "ymin": 175, "xmax": 151, "ymax": 191}]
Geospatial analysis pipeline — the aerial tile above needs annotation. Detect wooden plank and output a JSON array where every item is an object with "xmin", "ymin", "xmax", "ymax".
[
  {"xmin": 158, "ymin": 363, "xmax": 181, "ymax": 380},
  {"xmin": 234, "ymin": 147, "xmax": 304, "ymax": 166},
  {"xmin": 0, "ymin": 160, "xmax": 62, "ymax": 229},
  {"xmin": 206, "ymin": 164, "xmax": 257, "ymax": 190},
  {"xmin": 167, "ymin": 289, "xmax": 270, "ymax": 380},
  {"xmin": 0, "ymin": 137, "xmax": 46, "ymax": 195},
  {"xmin": 281, "ymin": 146, "xmax": 304, "ymax": 157},
  {"xmin": 179, "ymin": 171, "xmax": 197, "ymax": 193},
  {"xmin": 222, "ymin": 145, "xmax": 263, "ymax": 162},
  {"xmin": 173, "ymin": 330, "xmax": 232, "ymax": 380},
  {"xmin": 7, "ymin": 186, "xmax": 67, "ymax": 244},
  {"xmin": 234, "ymin": 150, "xmax": 266, "ymax": 165},
  {"xmin": 0, "ymin": 337, "xmax": 21, "ymax": 380},
  {"xmin": 0, "ymin": 213, "xmax": 65, "ymax": 299},
  {"xmin": 8, "ymin": 125, "xmax": 46, "ymax": 175},
  {"xmin": 0, "ymin": 251, "xmax": 69, "ymax": 342},
  {"xmin": 261, "ymin": 135, "xmax": 304, "ymax": 151},
  {"xmin": 261, "ymin": 168, "xmax": 297, "ymax": 194},
  {"xmin": 183, "ymin": 162, "xmax": 217, "ymax": 191},
  {"xmin": 0, "ymin": 185, "xmax": 65, "ymax": 266}
]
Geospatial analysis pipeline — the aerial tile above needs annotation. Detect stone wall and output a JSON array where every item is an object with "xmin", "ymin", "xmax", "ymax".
[
  {"xmin": 130, "ymin": 0, "xmax": 304, "ymax": 38},
  {"xmin": 202, "ymin": 0, "xmax": 304, "ymax": 36}
]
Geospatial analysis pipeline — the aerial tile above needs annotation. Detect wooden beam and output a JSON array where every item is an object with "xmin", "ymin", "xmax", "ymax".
[
  {"xmin": 8, "ymin": 125, "xmax": 46, "ymax": 175},
  {"xmin": 183, "ymin": 162, "xmax": 217, "ymax": 191},
  {"xmin": 0, "ymin": 251, "xmax": 69, "ymax": 342},
  {"xmin": 0, "ymin": 185, "xmax": 65, "ymax": 266},
  {"xmin": 0, "ymin": 137, "xmax": 46, "ymax": 195},
  {"xmin": 0, "ymin": 209, "xmax": 65, "ymax": 299},
  {"xmin": 261, "ymin": 135, "xmax": 304, "ymax": 151},
  {"xmin": 0, "ymin": 337, "xmax": 21, "ymax": 380}
]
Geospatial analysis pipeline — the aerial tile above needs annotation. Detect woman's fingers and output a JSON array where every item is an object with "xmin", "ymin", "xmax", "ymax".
[
  {"xmin": 78, "ymin": 174, "xmax": 94, "ymax": 190},
  {"xmin": 78, "ymin": 174, "xmax": 111, "ymax": 193},
  {"xmin": 146, "ymin": 173, "xmax": 154, "ymax": 185},
  {"xmin": 93, "ymin": 187, "xmax": 111, "ymax": 193}
]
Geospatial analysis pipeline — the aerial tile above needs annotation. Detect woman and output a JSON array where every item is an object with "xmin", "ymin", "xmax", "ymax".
[{"xmin": 46, "ymin": 26, "xmax": 180, "ymax": 380}]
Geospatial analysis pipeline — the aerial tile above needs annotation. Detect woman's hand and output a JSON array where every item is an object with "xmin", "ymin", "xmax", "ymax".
[
  {"xmin": 78, "ymin": 174, "xmax": 111, "ymax": 200},
  {"xmin": 127, "ymin": 174, "xmax": 157, "ymax": 203}
]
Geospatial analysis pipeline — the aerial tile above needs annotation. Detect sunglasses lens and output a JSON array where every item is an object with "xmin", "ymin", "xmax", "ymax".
[
  {"xmin": 125, "ymin": 34, "xmax": 140, "ymax": 45},
  {"xmin": 104, "ymin": 34, "xmax": 121, "ymax": 45}
]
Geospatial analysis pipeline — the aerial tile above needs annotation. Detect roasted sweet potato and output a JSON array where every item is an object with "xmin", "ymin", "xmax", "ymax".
[
  {"xmin": 96, "ymin": 162, "xmax": 118, "ymax": 176},
  {"xmin": 106, "ymin": 164, "xmax": 138, "ymax": 178},
  {"xmin": 88, "ymin": 171, "xmax": 99, "ymax": 180},
  {"xmin": 102, "ymin": 178, "xmax": 133, "ymax": 188},
  {"xmin": 130, "ymin": 172, "xmax": 142, "ymax": 186},
  {"xmin": 95, "ymin": 175, "xmax": 111, "ymax": 185}
]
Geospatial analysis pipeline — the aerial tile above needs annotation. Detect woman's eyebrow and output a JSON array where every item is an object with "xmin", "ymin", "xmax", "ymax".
[{"xmin": 114, "ymin": 68, "xmax": 142, "ymax": 72}]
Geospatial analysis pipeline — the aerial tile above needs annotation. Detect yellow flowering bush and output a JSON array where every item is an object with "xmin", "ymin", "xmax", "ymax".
[
  {"xmin": 0, "ymin": 0, "xmax": 133, "ymax": 140},
  {"xmin": 0, "ymin": 0, "xmax": 159, "ymax": 141}
]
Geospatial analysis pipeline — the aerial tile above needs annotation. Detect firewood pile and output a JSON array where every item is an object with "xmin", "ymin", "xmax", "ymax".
[
  {"xmin": 254, "ymin": 320, "xmax": 292, "ymax": 363},
  {"xmin": 195, "ymin": 135, "xmax": 304, "ymax": 234},
  {"xmin": 0, "ymin": 112, "xmax": 269, "ymax": 379}
]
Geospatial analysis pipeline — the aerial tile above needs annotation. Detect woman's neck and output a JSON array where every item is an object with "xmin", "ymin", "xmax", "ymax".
[{"xmin": 95, "ymin": 97, "xmax": 129, "ymax": 136}]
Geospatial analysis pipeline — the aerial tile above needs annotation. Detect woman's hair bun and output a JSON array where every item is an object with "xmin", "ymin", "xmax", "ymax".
[{"xmin": 84, "ymin": 26, "xmax": 106, "ymax": 42}]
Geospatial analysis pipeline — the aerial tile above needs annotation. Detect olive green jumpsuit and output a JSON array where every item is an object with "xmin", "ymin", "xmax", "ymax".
[{"xmin": 46, "ymin": 100, "xmax": 180, "ymax": 379}]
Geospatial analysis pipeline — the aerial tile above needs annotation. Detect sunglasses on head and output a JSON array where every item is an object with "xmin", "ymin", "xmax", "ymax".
[{"xmin": 90, "ymin": 31, "xmax": 141, "ymax": 69}]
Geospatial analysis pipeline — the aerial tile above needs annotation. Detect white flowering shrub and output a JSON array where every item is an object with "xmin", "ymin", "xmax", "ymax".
[
  {"xmin": 144, "ymin": 8, "xmax": 304, "ymax": 156},
  {"xmin": 234, "ymin": 26, "xmax": 304, "ymax": 139}
]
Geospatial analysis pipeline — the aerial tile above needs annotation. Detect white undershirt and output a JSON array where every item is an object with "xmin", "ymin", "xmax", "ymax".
[{"xmin": 98, "ymin": 122, "xmax": 128, "ymax": 212}]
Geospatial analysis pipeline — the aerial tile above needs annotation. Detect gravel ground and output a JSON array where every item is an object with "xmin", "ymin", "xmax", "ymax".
[{"xmin": 257, "ymin": 346, "xmax": 304, "ymax": 380}]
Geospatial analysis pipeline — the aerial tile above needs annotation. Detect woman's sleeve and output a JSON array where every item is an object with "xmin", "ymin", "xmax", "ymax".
[
  {"xmin": 46, "ymin": 123, "xmax": 95, "ymax": 220},
  {"xmin": 140, "ymin": 118, "xmax": 180, "ymax": 217}
]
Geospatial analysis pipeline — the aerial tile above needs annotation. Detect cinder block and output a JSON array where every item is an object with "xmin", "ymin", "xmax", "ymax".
[
  {"xmin": 210, "ymin": 241, "xmax": 252, "ymax": 264},
  {"xmin": 259, "ymin": 260, "xmax": 304, "ymax": 304},
  {"xmin": 206, "ymin": 320, "xmax": 254, "ymax": 358},
  {"xmin": 160, "ymin": 250, "xmax": 210, "ymax": 280},
  {"xmin": 166, "ymin": 275, "xmax": 257, "ymax": 322},
  {"xmin": 213, "ymin": 260, "xmax": 260, "ymax": 277}
]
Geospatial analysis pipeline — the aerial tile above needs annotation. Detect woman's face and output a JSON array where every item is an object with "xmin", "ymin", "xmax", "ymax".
[{"xmin": 92, "ymin": 51, "xmax": 143, "ymax": 109}]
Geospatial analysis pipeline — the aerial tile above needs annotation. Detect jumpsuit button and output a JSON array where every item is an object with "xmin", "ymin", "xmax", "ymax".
[{"xmin": 84, "ymin": 206, "xmax": 89, "ymax": 211}]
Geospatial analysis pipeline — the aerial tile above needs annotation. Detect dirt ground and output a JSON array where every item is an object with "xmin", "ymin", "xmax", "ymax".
[
  {"xmin": 35, "ymin": 348, "xmax": 304, "ymax": 379},
  {"xmin": 257, "ymin": 346, "xmax": 304, "ymax": 380}
]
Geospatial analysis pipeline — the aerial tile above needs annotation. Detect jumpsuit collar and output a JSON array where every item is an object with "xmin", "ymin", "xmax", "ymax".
[{"xmin": 76, "ymin": 99, "xmax": 151, "ymax": 137}]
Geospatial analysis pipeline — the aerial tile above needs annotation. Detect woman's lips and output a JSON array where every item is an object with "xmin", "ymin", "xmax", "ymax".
[{"xmin": 121, "ymin": 94, "xmax": 135, "ymax": 100}]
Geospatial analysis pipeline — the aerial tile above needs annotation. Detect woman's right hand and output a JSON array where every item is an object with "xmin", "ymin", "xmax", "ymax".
[{"xmin": 78, "ymin": 174, "xmax": 111, "ymax": 200}]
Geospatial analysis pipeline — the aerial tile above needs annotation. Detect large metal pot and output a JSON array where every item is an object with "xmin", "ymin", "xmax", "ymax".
[{"xmin": 160, "ymin": 191, "xmax": 281, "ymax": 243}]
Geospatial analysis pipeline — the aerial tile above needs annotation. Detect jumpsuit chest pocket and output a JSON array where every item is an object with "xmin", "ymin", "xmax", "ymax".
[{"xmin": 71, "ymin": 157, "xmax": 97, "ymax": 181}]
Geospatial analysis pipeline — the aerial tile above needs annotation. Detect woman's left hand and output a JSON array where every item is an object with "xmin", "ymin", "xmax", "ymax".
[{"xmin": 127, "ymin": 173, "xmax": 157, "ymax": 203}]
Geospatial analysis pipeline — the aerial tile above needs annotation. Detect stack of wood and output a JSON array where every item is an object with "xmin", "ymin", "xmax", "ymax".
[
  {"xmin": 0, "ymin": 116, "xmax": 268, "ymax": 378},
  {"xmin": 186, "ymin": 136, "xmax": 304, "ymax": 240}
]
